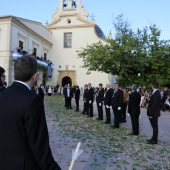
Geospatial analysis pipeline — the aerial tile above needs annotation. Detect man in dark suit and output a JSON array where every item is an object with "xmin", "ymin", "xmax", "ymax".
[
  {"xmin": 63, "ymin": 84, "xmax": 67, "ymax": 107},
  {"xmin": 66, "ymin": 84, "xmax": 73, "ymax": 109},
  {"xmin": 74, "ymin": 85, "xmax": 80, "ymax": 111},
  {"xmin": 86, "ymin": 83, "xmax": 94, "ymax": 117},
  {"xmin": 38, "ymin": 84, "xmax": 45, "ymax": 100},
  {"xmin": 104, "ymin": 84, "xmax": 113, "ymax": 124},
  {"xmin": 81, "ymin": 84, "xmax": 88, "ymax": 114},
  {"xmin": 162, "ymin": 92, "xmax": 170, "ymax": 111},
  {"xmin": 111, "ymin": 83, "xmax": 123, "ymax": 128},
  {"xmin": 0, "ymin": 66, "xmax": 6, "ymax": 93},
  {"xmin": 96, "ymin": 83, "xmax": 104, "ymax": 120},
  {"xmin": 128, "ymin": 84, "xmax": 141, "ymax": 136},
  {"xmin": 0, "ymin": 56, "xmax": 61, "ymax": 170},
  {"xmin": 147, "ymin": 81, "xmax": 161, "ymax": 144},
  {"xmin": 119, "ymin": 85, "xmax": 128, "ymax": 123},
  {"xmin": 161, "ymin": 87, "xmax": 169, "ymax": 110}
]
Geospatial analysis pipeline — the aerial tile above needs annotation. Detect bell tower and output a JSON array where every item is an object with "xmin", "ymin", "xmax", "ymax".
[
  {"xmin": 59, "ymin": 0, "xmax": 78, "ymax": 10},
  {"xmin": 52, "ymin": 0, "xmax": 88, "ymax": 22}
]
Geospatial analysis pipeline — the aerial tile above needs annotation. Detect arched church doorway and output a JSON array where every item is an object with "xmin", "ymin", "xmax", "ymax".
[{"xmin": 62, "ymin": 76, "xmax": 72, "ymax": 87}]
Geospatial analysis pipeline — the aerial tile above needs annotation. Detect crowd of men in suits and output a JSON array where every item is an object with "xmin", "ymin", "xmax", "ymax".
[
  {"xmin": 63, "ymin": 84, "xmax": 80, "ymax": 111},
  {"xmin": 1, "ymin": 55, "xmax": 168, "ymax": 170},
  {"xmin": 81, "ymin": 83, "xmax": 134, "ymax": 130},
  {"xmin": 61, "ymin": 81, "xmax": 164, "ymax": 145}
]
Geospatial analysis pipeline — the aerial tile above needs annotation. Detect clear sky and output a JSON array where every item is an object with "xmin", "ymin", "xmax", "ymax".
[{"xmin": 0, "ymin": 0, "xmax": 170, "ymax": 40}]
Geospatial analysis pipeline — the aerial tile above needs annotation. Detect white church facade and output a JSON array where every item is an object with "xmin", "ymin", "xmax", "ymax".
[{"xmin": 0, "ymin": 0, "xmax": 113, "ymax": 88}]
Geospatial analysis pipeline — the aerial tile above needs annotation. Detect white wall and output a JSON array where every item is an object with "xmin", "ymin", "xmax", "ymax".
[
  {"xmin": 17, "ymin": 17, "xmax": 52, "ymax": 43},
  {"xmin": 51, "ymin": 25, "xmax": 112, "ymax": 87},
  {"xmin": 0, "ymin": 19, "xmax": 11, "ymax": 84},
  {"xmin": 0, "ymin": 17, "xmax": 53, "ymax": 86}
]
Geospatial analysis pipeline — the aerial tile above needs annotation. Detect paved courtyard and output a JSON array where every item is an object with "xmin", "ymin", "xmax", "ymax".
[{"xmin": 45, "ymin": 95, "xmax": 170, "ymax": 170}]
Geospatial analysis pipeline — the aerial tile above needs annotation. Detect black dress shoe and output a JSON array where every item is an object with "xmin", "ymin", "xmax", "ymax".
[
  {"xmin": 147, "ymin": 140, "xmax": 157, "ymax": 145},
  {"xmin": 129, "ymin": 132, "xmax": 139, "ymax": 136},
  {"xmin": 111, "ymin": 125, "xmax": 119, "ymax": 128},
  {"xmin": 133, "ymin": 134, "xmax": 139, "ymax": 136},
  {"xmin": 96, "ymin": 118, "xmax": 103, "ymax": 120},
  {"xmin": 105, "ymin": 121, "xmax": 110, "ymax": 124},
  {"xmin": 88, "ymin": 115, "xmax": 93, "ymax": 117},
  {"xmin": 123, "ymin": 120, "xmax": 127, "ymax": 123},
  {"xmin": 146, "ymin": 139, "xmax": 152, "ymax": 142},
  {"xmin": 81, "ymin": 112, "xmax": 85, "ymax": 114}
]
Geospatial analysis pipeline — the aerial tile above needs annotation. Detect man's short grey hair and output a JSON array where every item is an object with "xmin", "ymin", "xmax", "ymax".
[
  {"xmin": 132, "ymin": 84, "xmax": 137, "ymax": 90},
  {"xmin": 106, "ymin": 84, "xmax": 110, "ymax": 88}
]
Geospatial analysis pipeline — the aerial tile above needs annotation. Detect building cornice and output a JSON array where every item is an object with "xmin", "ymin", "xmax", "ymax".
[
  {"xmin": 47, "ymin": 24, "xmax": 94, "ymax": 30},
  {"xmin": 11, "ymin": 17, "xmax": 53, "ymax": 47},
  {"xmin": 0, "ymin": 16, "xmax": 53, "ymax": 47},
  {"xmin": 47, "ymin": 13, "xmax": 94, "ymax": 29}
]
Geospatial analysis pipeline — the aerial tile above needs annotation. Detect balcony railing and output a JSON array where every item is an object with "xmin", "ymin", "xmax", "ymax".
[{"xmin": 12, "ymin": 50, "xmax": 54, "ymax": 70}]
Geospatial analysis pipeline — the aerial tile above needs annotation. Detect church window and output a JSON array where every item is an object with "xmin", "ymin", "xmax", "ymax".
[
  {"xmin": 33, "ymin": 47, "xmax": 37, "ymax": 56},
  {"xmin": 19, "ymin": 40, "xmax": 23, "ymax": 48},
  {"xmin": 64, "ymin": 32, "xmax": 72, "ymax": 48},
  {"xmin": 44, "ymin": 53, "xmax": 47, "ymax": 61}
]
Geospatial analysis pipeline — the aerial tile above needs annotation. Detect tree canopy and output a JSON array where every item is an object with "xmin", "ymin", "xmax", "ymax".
[{"xmin": 77, "ymin": 14, "xmax": 170, "ymax": 87}]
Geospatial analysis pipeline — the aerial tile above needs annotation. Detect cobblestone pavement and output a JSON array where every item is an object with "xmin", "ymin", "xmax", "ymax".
[{"xmin": 45, "ymin": 95, "xmax": 170, "ymax": 170}]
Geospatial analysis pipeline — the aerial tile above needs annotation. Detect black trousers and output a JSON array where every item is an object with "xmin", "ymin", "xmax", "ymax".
[
  {"xmin": 97, "ymin": 102, "xmax": 103, "ymax": 119},
  {"xmin": 82, "ymin": 100, "xmax": 88, "ymax": 114},
  {"xmin": 130, "ymin": 114, "xmax": 139, "ymax": 135},
  {"xmin": 122, "ymin": 102, "xmax": 127, "ymax": 121},
  {"xmin": 105, "ymin": 106, "xmax": 111, "ymax": 122},
  {"xmin": 113, "ymin": 109, "xmax": 120, "ymax": 128},
  {"xmin": 64, "ymin": 97, "xmax": 67, "ymax": 107},
  {"xmin": 66, "ymin": 97, "xmax": 72, "ymax": 109},
  {"xmin": 75, "ymin": 99, "xmax": 79, "ymax": 111},
  {"xmin": 149, "ymin": 117, "xmax": 158, "ymax": 142},
  {"xmin": 87, "ymin": 101, "xmax": 93, "ymax": 116}
]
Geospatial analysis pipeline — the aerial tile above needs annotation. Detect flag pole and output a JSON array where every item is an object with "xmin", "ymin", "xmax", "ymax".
[{"xmin": 69, "ymin": 142, "xmax": 81, "ymax": 170}]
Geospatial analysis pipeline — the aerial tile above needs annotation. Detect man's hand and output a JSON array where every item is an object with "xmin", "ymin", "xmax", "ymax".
[
  {"xmin": 118, "ymin": 107, "xmax": 121, "ymax": 110},
  {"xmin": 106, "ymin": 105, "xmax": 110, "ymax": 109}
]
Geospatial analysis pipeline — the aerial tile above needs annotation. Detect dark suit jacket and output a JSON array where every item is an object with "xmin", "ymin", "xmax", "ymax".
[
  {"xmin": 128, "ymin": 91, "xmax": 141, "ymax": 115},
  {"xmin": 63, "ymin": 87, "xmax": 67, "ymax": 97},
  {"xmin": 66, "ymin": 88, "xmax": 73, "ymax": 98},
  {"xmin": 96, "ymin": 88, "xmax": 104, "ymax": 103},
  {"xmin": 147, "ymin": 90, "xmax": 161, "ymax": 117},
  {"xmin": 83, "ymin": 89, "xmax": 88, "ymax": 101},
  {"xmin": 111, "ymin": 89, "xmax": 123, "ymax": 109},
  {"xmin": 75, "ymin": 88, "xmax": 80, "ymax": 100},
  {"xmin": 161, "ymin": 90, "xmax": 169, "ymax": 103},
  {"xmin": 86, "ymin": 87, "xmax": 94, "ymax": 101},
  {"xmin": 104, "ymin": 88, "xmax": 113, "ymax": 106},
  {"xmin": 38, "ymin": 87, "xmax": 44, "ymax": 99},
  {"xmin": 0, "ymin": 82, "xmax": 61, "ymax": 170},
  {"xmin": 0, "ymin": 85, "xmax": 6, "ymax": 93}
]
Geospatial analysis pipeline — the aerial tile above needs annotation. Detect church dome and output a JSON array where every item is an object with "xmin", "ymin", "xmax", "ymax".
[{"xmin": 94, "ymin": 25, "xmax": 105, "ymax": 39}]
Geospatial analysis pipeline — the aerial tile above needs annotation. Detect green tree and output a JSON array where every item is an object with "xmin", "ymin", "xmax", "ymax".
[{"xmin": 77, "ymin": 14, "xmax": 170, "ymax": 87}]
